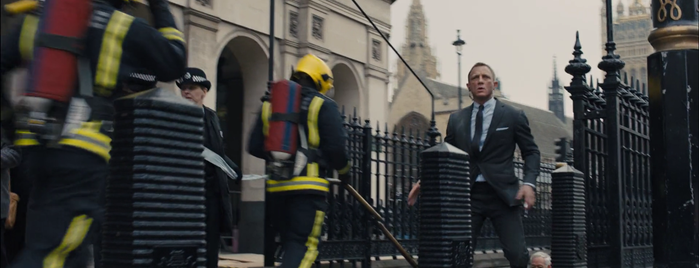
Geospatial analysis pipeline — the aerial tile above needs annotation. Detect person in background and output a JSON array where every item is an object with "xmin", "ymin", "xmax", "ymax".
[
  {"xmin": 177, "ymin": 67, "xmax": 240, "ymax": 268},
  {"xmin": 247, "ymin": 54, "xmax": 352, "ymax": 268},
  {"xmin": 1, "ymin": 127, "xmax": 21, "ymax": 268},
  {"xmin": 530, "ymin": 251, "xmax": 552, "ymax": 268}
]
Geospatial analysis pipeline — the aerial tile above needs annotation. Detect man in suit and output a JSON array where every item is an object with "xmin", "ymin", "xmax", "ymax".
[
  {"xmin": 177, "ymin": 67, "xmax": 241, "ymax": 268},
  {"xmin": 448, "ymin": 62, "xmax": 540, "ymax": 267}
]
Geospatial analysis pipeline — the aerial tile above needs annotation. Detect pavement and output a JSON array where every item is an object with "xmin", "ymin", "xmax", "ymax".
[
  {"xmin": 88, "ymin": 250, "xmax": 549, "ymax": 267},
  {"xmin": 218, "ymin": 253, "xmax": 268, "ymax": 268}
]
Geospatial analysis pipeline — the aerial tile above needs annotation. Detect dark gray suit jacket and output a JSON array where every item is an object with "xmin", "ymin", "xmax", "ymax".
[{"xmin": 445, "ymin": 98, "xmax": 541, "ymax": 207}]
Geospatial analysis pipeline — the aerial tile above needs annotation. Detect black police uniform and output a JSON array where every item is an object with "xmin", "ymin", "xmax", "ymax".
[
  {"xmin": 0, "ymin": 0, "xmax": 186, "ymax": 266},
  {"xmin": 176, "ymin": 68, "xmax": 241, "ymax": 268},
  {"xmin": 247, "ymin": 87, "xmax": 351, "ymax": 268}
]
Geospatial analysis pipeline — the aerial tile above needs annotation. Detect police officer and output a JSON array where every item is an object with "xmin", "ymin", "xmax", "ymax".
[
  {"xmin": 176, "ymin": 67, "xmax": 241, "ymax": 268},
  {"xmin": 0, "ymin": 0, "xmax": 187, "ymax": 266},
  {"xmin": 247, "ymin": 54, "xmax": 352, "ymax": 267}
]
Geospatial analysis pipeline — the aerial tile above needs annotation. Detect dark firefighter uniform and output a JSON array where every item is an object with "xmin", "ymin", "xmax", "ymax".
[
  {"xmin": 0, "ymin": 0, "xmax": 187, "ymax": 266},
  {"xmin": 248, "ymin": 54, "xmax": 352, "ymax": 268}
]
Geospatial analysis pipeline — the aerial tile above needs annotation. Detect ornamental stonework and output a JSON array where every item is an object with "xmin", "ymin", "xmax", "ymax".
[
  {"xmin": 312, "ymin": 15, "xmax": 324, "ymax": 40},
  {"xmin": 289, "ymin": 11, "xmax": 299, "ymax": 38}
]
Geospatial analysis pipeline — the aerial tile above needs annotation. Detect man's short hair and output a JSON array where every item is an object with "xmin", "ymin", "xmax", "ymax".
[
  {"xmin": 467, "ymin": 62, "xmax": 496, "ymax": 80},
  {"xmin": 530, "ymin": 251, "xmax": 551, "ymax": 266}
]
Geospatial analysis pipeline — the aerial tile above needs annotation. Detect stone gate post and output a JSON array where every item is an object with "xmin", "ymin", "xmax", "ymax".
[
  {"xmin": 102, "ymin": 88, "xmax": 207, "ymax": 267},
  {"xmin": 418, "ymin": 142, "xmax": 472, "ymax": 268}
]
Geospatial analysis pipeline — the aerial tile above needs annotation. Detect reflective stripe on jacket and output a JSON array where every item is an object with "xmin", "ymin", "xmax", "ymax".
[
  {"xmin": 14, "ymin": 121, "xmax": 112, "ymax": 162},
  {"xmin": 260, "ymin": 92, "xmax": 351, "ymax": 195}
]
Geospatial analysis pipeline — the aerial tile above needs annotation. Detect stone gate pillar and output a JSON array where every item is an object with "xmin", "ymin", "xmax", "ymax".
[{"xmin": 647, "ymin": 0, "xmax": 699, "ymax": 267}]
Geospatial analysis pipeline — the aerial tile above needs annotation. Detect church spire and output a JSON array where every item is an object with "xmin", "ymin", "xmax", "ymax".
[
  {"xmin": 405, "ymin": 0, "xmax": 428, "ymax": 47},
  {"xmin": 549, "ymin": 56, "xmax": 565, "ymax": 123},
  {"xmin": 551, "ymin": 56, "xmax": 560, "ymax": 94},
  {"xmin": 394, "ymin": 0, "xmax": 439, "ymax": 85}
]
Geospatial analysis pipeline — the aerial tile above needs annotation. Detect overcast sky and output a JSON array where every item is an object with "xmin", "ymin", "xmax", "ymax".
[{"xmin": 386, "ymin": 0, "xmax": 638, "ymax": 117}]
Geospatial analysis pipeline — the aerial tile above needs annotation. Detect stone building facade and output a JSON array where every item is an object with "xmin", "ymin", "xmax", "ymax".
[
  {"xmin": 0, "ymin": 0, "xmax": 394, "ymax": 253},
  {"xmin": 601, "ymin": 0, "xmax": 653, "ymax": 87},
  {"xmin": 389, "ymin": 0, "xmax": 571, "ymax": 160}
]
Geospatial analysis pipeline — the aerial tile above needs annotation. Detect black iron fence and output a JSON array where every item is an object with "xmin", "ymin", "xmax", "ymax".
[
  {"xmin": 554, "ymin": 30, "xmax": 654, "ymax": 268},
  {"xmin": 266, "ymin": 108, "xmax": 554, "ymax": 267}
]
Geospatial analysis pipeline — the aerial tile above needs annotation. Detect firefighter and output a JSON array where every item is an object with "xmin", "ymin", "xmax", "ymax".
[
  {"xmin": 0, "ymin": 0, "xmax": 187, "ymax": 266},
  {"xmin": 247, "ymin": 54, "xmax": 352, "ymax": 268}
]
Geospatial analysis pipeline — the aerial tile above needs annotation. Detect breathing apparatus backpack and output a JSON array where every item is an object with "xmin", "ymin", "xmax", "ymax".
[
  {"xmin": 14, "ymin": 0, "xmax": 95, "ymax": 145},
  {"xmin": 264, "ymin": 79, "xmax": 314, "ymax": 177}
]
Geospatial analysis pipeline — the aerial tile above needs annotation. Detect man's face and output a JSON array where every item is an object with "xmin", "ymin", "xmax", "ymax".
[
  {"xmin": 530, "ymin": 256, "xmax": 550, "ymax": 268},
  {"xmin": 467, "ymin": 65, "xmax": 497, "ymax": 100},
  {"xmin": 180, "ymin": 84, "xmax": 207, "ymax": 106}
]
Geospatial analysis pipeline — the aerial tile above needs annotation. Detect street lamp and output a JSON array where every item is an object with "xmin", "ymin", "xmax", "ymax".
[{"xmin": 452, "ymin": 30, "xmax": 466, "ymax": 110}]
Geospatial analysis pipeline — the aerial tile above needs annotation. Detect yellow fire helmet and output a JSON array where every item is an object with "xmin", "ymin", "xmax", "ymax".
[
  {"xmin": 292, "ymin": 54, "xmax": 334, "ymax": 94},
  {"xmin": 3, "ymin": 0, "xmax": 39, "ymax": 15}
]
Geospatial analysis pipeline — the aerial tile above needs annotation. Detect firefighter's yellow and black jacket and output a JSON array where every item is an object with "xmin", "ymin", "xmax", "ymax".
[
  {"xmin": 247, "ymin": 89, "xmax": 352, "ymax": 196},
  {"xmin": 0, "ymin": 1, "xmax": 187, "ymax": 161}
]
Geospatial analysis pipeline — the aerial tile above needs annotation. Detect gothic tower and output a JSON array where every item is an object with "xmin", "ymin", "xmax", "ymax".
[
  {"xmin": 394, "ymin": 0, "xmax": 439, "ymax": 86},
  {"xmin": 549, "ymin": 57, "xmax": 565, "ymax": 123},
  {"xmin": 599, "ymin": 0, "xmax": 653, "ymax": 88}
]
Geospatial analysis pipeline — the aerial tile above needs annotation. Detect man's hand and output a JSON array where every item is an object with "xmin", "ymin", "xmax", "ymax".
[
  {"xmin": 515, "ymin": 184, "xmax": 536, "ymax": 210},
  {"xmin": 407, "ymin": 180, "xmax": 420, "ymax": 206}
]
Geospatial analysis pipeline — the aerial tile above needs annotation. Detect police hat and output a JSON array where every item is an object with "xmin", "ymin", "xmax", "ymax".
[
  {"xmin": 176, "ymin": 67, "xmax": 211, "ymax": 91},
  {"xmin": 124, "ymin": 70, "xmax": 158, "ymax": 88}
]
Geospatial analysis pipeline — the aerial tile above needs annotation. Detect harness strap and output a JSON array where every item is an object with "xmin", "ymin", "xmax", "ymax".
[
  {"xmin": 35, "ymin": 28, "xmax": 93, "ymax": 99},
  {"xmin": 270, "ymin": 112, "xmax": 301, "ymax": 123},
  {"xmin": 36, "ymin": 33, "xmax": 83, "ymax": 55},
  {"xmin": 77, "ymin": 56, "xmax": 93, "ymax": 97}
]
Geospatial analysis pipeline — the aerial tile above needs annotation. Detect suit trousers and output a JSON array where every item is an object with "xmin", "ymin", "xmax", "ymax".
[
  {"xmin": 10, "ymin": 146, "xmax": 106, "ymax": 268},
  {"xmin": 268, "ymin": 194, "xmax": 328, "ymax": 268},
  {"xmin": 205, "ymin": 179, "xmax": 221, "ymax": 268},
  {"xmin": 471, "ymin": 182, "xmax": 529, "ymax": 268},
  {"xmin": 1, "ymin": 219, "xmax": 7, "ymax": 268}
]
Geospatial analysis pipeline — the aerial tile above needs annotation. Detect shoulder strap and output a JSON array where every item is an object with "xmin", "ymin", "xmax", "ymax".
[{"xmin": 77, "ymin": 56, "xmax": 93, "ymax": 97}]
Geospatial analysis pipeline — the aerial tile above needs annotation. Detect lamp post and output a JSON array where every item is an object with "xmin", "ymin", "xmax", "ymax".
[{"xmin": 452, "ymin": 30, "xmax": 466, "ymax": 110}]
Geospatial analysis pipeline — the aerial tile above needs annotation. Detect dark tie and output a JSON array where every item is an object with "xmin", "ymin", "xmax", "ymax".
[{"xmin": 471, "ymin": 105, "xmax": 484, "ymax": 156}]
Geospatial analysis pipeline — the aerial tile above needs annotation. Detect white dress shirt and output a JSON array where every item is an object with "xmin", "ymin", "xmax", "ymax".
[{"xmin": 470, "ymin": 98, "xmax": 496, "ymax": 182}]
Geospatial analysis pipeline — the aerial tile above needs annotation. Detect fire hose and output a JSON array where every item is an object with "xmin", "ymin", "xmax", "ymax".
[{"xmin": 243, "ymin": 175, "xmax": 419, "ymax": 268}]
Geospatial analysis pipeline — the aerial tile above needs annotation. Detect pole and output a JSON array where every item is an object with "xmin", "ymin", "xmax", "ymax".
[
  {"xmin": 647, "ymin": 0, "xmax": 699, "ymax": 266},
  {"xmin": 457, "ymin": 51, "xmax": 462, "ymax": 110},
  {"xmin": 263, "ymin": 1, "xmax": 275, "ymax": 266},
  {"xmin": 267, "ymin": 0, "xmax": 274, "ymax": 83},
  {"xmin": 331, "ymin": 179, "xmax": 419, "ymax": 268}
]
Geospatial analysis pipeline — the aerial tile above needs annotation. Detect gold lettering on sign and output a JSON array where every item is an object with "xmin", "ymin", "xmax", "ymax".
[{"xmin": 657, "ymin": 0, "xmax": 682, "ymax": 22}]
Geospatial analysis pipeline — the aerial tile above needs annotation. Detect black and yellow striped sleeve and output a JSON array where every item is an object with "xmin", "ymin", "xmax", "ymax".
[
  {"xmin": 1, "ymin": 14, "xmax": 30, "ymax": 77},
  {"xmin": 316, "ymin": 97, "xmax": 351, "ymax": 173},
  {"xmin": 128, "ymin": 19, "xmax": 186, "ymax": 82}
]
